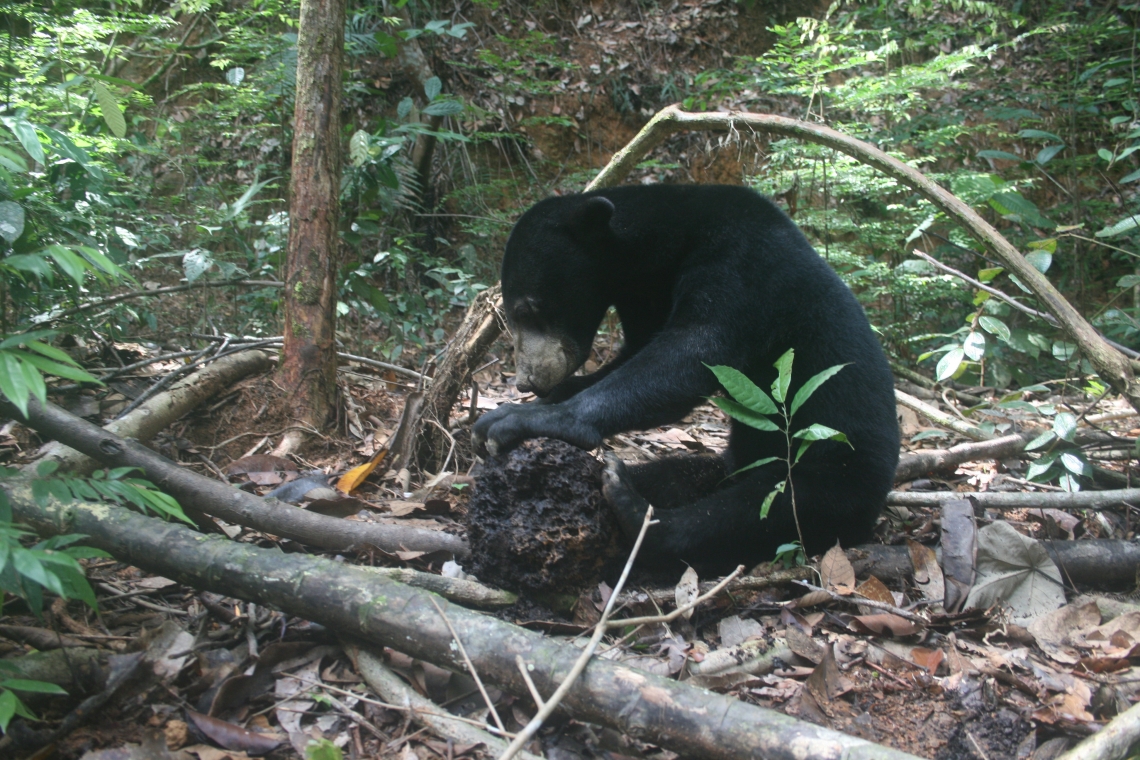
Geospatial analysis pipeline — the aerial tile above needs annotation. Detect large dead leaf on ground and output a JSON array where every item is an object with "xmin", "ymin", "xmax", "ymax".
[
  {"xmin": 963, "ymin": 520, "xmax": 1064, "ymax": 625},
  {"xmin": 907, "ymin": 538, "xmax": 945, "ymax": 611},
  {"xmin": 1028, "ymin": 601, "xmax": 1101, "ymax": 665}
]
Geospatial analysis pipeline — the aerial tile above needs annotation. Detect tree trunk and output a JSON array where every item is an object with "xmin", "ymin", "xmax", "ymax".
[{"xmin": 278, "ymin": 0, "xmax": 345, "ymax": 429}]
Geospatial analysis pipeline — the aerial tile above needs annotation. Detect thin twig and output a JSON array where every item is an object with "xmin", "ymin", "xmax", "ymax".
[
  {"xmin": 515, "ymin": 655, "xmax": 546, "ymax": 709},
  {"xmin": 428, "ymin": 596, "xmax": 506, "ymax": 734},
  {"xmin": 498, "ymin": 506, "xmax": 658, "ymax": 760},
  {"xmin": 793, "ymin": 580, "xmax": 927, "ymax": 626},
  {"xmin": 608, "ymin": 565, "xmax": 745, "ymax": 628}
]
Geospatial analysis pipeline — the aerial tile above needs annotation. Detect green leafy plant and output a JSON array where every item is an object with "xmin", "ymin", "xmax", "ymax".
[
  {"xmin": 31, "ymin": 462, "xmax": 191, "ymax": 524},
  {"xmin": 706, "ymin": 349, "xmax": 850, "ymax": 552},
  {"xmin": 0, "ymin": 660, "xmax": 67, "ymax": 734}
]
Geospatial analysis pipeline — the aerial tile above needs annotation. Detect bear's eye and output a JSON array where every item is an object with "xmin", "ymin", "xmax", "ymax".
[{"xmin": 514, "ymin": 298, "xmax": 540, "ymax": 323}]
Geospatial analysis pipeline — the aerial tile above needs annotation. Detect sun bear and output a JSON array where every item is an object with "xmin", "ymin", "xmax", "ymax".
[{"xmin": 473, "ymin": 185, "xmax": 899, "ymax": 572}]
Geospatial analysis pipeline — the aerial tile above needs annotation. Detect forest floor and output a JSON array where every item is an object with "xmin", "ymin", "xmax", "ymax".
[{"xmin": 2, "ymin": 333, "xmax": 1138, "ymax": 760}]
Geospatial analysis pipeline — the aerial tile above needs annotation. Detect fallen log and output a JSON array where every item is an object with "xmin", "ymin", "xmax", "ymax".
[
  {"xmin": 849, "ymin": 541, "xmax": 1140, "ymax": 589},
  {"xmin": 887, "ymin": 488, "xmax": 1140, "ymax": 511},
  {"xmin": 5, "ymin": 483, "xmax": 923, "ymax": 760},
  {"xmin": 8, "ymin": 397, "xmax": 468, "ymax": 557},
  {"xmin": 894, "ymin": 433, "xmax": 1033, "ymax": 482},
  {"xmin": 25, "ymin": 349, "xmax": 273, "ymax": 476}
]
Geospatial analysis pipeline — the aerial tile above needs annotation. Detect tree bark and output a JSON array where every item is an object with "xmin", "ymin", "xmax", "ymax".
[
  {"xmin": 6, "ymin": 486, "xmax": 924, "ymax": 760},
  {"xmin": 586, "ymin": 105, "xmax": 1140, "ymax": 414},
  {"xmin": 416, "ymin": 284, "xmax": 503, "ymax": 471},
  {"xmin": 894, "ymin": 433, "xmax": 1033, "ymax": 482},
  {"xmin": 279, "ymin": 0, "xmax": 345, "ymax": 429}
]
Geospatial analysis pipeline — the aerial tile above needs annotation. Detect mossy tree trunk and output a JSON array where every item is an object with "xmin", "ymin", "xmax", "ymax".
[{"xmin": 278, "ymin": 0, "xmax": 345, "ymax": 429}]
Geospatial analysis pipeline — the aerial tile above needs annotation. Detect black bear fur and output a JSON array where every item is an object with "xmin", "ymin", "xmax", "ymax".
[{"xmin": 473, "ymin": 184, "xmax": 899, "ymax": 573}]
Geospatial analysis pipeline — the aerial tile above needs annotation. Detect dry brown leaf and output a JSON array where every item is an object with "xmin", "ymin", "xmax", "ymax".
[
  {"xmin": 849, "ymin": 614, "xmax": 920, "ymax": 637},
  {"xmin": 786, "ymin": 625, "xmax": 826, "ymax": 665},
  {"xmin": 676, "ymin": 566, "xmax": 699, "ymax": 620},
  {"xmin": 820, "ymin": 543, "xmax": 855, "ymax": 592},
  {"xmin": 910, "ymin": 646, "xmax": 945, "ymax": 674},
  {"xmin": 804, "ymin": 646, "xmax": 852, "ymax": 704},
  {"xmin": 386, "ymin": 500, "xmax": 427, "ymax": 516},
  {"xmin": 906, "ymin": 538, "xmax": 945, "ymax": 609},
  {"xmin": 335, "ymin": 447, "xmax": 389, "ymax": 494},
  {"xmin": 1028, "ymin": 601, "xmax": 1101, "ymax": 665},
  {"xmin": 855, "ymin": 575, "xmax": 894, "ymax": 605}
]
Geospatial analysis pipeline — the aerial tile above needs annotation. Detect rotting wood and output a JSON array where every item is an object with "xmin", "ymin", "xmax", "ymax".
[
  {"xmin": 8, "ymin": 397, "xmax": 468, "ymax": 557},
  {"xmin": 585, "ymin": 105, "xmax": 1140, "ymax": 414},
  {"xmin": 5, "ymin": 487, "xmax": 925, "ymax": 760},
  {"xmin": 416, "ymin": 284, "xmax": 504, "ymax": 472},
  {"xmin": 24, "ymin": 349, "xmax": 273, "ymax": 477},
  {"xmin": 887, "ymin": 488, "xmax": 1140, "ymax": 511}
]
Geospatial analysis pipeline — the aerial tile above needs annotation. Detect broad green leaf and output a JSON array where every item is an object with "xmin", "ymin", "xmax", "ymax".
[
  {"xmin": 1117, "ymin": 274, "xmax": 1140, "ymax": 289},
  {"xmin": 760, "ymin": 480, "xmax": 785, "ymax": 520},
  {"xmin": 422, "ymin": 99, "xmax": 463, "ymax": 117},
  {"xmin": 225, "ymin": 67, "xmax": 246, "ymax": 86},
  {"xmin": 76, "ymin": 246, "xmax": 128, "ymax": 279},
  {"xmin": 1036, "ymin": 144, "xmax": 1064, "ymax": 164},
  {"xmin": 0, "ymin": 352, "xmax": 30, "ymax": 417},
  {"xmin": 710, "ymin": 397, "xmax": 779, "ymax": 432},
  {"xmin": 0, "ymin": 145, "xmax": 28, "ymax": 172},
  {"xmin": 3, "ymin": 253, "xmax": 53, "ymax": 280},
  {"xmin": 20, "ymin": 358, "xmax": 46, "ymax": 406},
  {"xmin": 1024, "ymin": 250, "xmax": 1052, "ymax": 273},
  {"xmin": 1052, "ymin": 341, "xmax": 1076, "ymax": 363},
  {"xmin": 978, "ymin": 316, "xmax": 1010, "ymax": 342},
  {"xmin": 792, "ymin": 423, "xmax": 851, "ymax": 447},
  {"xmin": 45, "ymin": 245, "xmax": 89, "ymax": 286},
  {"xmin": 936, "ymin": 348, "xmax": 965, "ymax": 382},
  {"xmin": 964, "ymin": 331, "xmax": 986, "ymax": 361},
  {"xmin": 1121, "ymin": 167, "xmax": 1140, "ymax": 183},
  {"xmin": 397, "ymin": 97, "xmax": 414, "ymax": 119},
  {"xmin": 790, "ymin": 363, "xmax": 848, "ymax": 416},
  {"xmin": 1060, "ymin": 452, "xmax": 1087, "ymax": 477},
  {"xmin": 1098, "ymin": 147, "xmax": 1114, "ymax": 163},
  {"xmin": 1026, "ymin": 456, "xmax": 1057, "ymax": 481},
  {"xmin": 1024, "ymin": 431, "xmax": 1055, "ymax": 451},
  {"xmin": 706, "ymin": 364, "xmax": 777, "ymax": 415},
  {"xmin": 977, "ymin": 267, "xmax": 1004, "ymax": 282},
  {"xmin": 1053, "ymin": 412, "xmax": 1078, "ymax": 442},
  {"xmin": 349, "ymin": 130, "xmax": 371, "ymax": 167},
  {"xmin": 18, "ymin": 352, "xmax": 101, "ymax": 384},
  {"xmin": 183, "ymin": 249, "xmax": 213, "ymax": 283},
  {"xmin": 977, "ymin": 149, "xmax": 1023, "ymax": 162},
  {"xmin": 1, "ymin": 117, "xmax": 46, "ymax": 165},
  {"xmin": 1, "ymin": 679, "xmax": 66, "ymax": 694},
  {"xmin": 990, "ymin": 192, "xmax": 1053, "ymax": 228},
  {"xmin": 1019, "ymin": 128, "xmax": 1064, "ymax": 143},
  {"xmin": 1058, "ymin": 473, "xmax": 1080, "ymax": 492},
  {"xmin": 731, "ymin": 456, "xmax": 779, "ymax": 476},
  {"xmin": 93, "ymin": 81, "xmax": 127, "ymax": 138},
  {"xmin": 424, "ymin": 76, "xmax": 442, "ymax": 100},
  {"xmin": 0, "ymin": 688, "xmax": 19, "ymax": 731},
  {"xmin": 0, "ymin": 201, "xmax": 25, "ymax": 243},
  {"xmin": 1096, "ymin": 214, "xmax": 1140, "ymax": 238},
  {"xmin": 1027, "ymin": 238, "xmax": 1058, "ymax": 253},
  {"xmin": 772, "ymin": 349, "xmax": 794, "ymax": 404}
]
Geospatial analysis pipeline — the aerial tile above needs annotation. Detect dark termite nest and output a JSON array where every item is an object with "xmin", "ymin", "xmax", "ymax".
[{"xmin": 466, "ymin": 438, "xmax": 625, "ymax": 595}]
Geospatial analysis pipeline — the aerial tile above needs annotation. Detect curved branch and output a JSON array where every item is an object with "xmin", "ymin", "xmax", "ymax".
[{"xmin": 586, "ymin": 105, "xmax": 1140, "ymax": 413}]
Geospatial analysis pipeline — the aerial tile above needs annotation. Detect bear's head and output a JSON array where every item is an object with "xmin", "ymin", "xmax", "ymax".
[{"xmin": 500, "ymin": 195, "xmax": 616, "ymax": 396}]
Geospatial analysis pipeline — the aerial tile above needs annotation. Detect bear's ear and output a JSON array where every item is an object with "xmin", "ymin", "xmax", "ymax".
[{"xmin": 568, "ymin": 196, "xmax": 615, "ymax": 232}]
